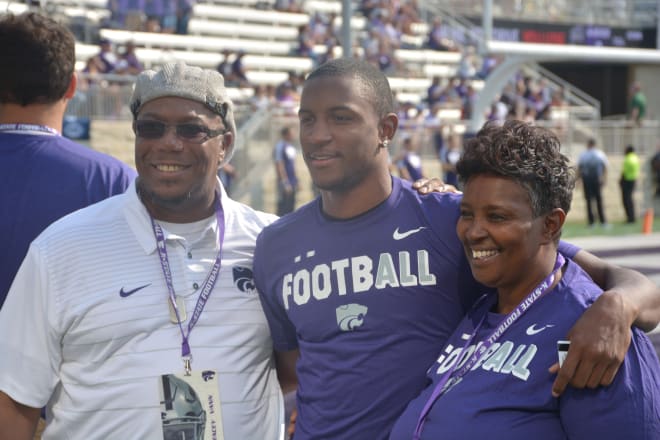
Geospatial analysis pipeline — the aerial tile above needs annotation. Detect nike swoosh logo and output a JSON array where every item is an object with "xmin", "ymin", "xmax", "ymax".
[
  {"xmin": 526, "ymin": 323, "xmax": 555, "ymax": 335},
  {"xmin": 119, "ymin": 283, "xmax": 151, "ymax": 298},
  {"xmin": 393, "ymin": 226, "xmax": 427, "ymax": 240}
]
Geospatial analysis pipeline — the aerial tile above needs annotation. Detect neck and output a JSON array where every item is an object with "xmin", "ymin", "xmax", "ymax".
[
  {"xmin": 138, "ymin": 183, "xmax": 219, "ymax": 224},
  {"xmin": 0, "ymin": 101, "xmax": 67, "ymax": 132},
  {"xmin": 496, "ymin": 249, "xmax": 561, "ymax": 314},
  {"xmin": 320, "ymin": 171, "xmax": 392, "ymax": 219}
]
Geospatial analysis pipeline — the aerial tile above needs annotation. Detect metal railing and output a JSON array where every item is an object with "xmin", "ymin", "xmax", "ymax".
[{"xmin": 428, "ymin": 0, "xmax": 656, "ymax": 27}]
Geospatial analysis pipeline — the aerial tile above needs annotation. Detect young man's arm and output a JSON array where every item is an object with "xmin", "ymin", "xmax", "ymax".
[
  {"xmin": 0, "ymin": 392, "xmax": 40, "ymax": 440},
  {"xmin": 275, "ymin": 349, "xmax": 299, "ymax": 394},
  {"xmin": 550, "ymin": 249, "xmax": 660, "ymax": 397}
]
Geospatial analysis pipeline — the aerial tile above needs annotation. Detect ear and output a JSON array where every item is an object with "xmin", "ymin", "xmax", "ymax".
[
  {"xmin": 218, "ymin": 131, "xmax": 233, "ymax": 165},
  {"xmin": 379, "ymin": 112, "xmax": 398, "ymax": 144},
  {"xmin": 543, "ymin": 208, "xmax": 566, "ymax": 243},
  {"xmin": 64, "ymin": 73, "xmax": 77, "ymax": 100}
]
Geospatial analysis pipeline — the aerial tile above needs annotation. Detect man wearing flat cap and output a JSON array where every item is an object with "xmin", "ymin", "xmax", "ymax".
[{"xmin": 0, "ymin": 62, "xmax": 284, "ymax": 439}]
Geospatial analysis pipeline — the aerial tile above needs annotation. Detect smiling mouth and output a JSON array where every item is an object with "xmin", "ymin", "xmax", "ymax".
[
  {"xmin": 154, "ymin": 164, "xmax": 187, "ymax": 172},
  {"xmin": 471, "ymin": 249, "xmax": 499, "ymax": 260}
]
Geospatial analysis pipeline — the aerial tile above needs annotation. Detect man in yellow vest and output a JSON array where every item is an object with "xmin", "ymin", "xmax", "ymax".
[{"xmin": 620, "ymin": 144, "xmax": 640, "ymax": 223}]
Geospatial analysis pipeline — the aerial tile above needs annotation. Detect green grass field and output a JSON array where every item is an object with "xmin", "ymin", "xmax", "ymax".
[{"xmin": 562, "ymin": 216, "xmax": 660, "ymax": 238}]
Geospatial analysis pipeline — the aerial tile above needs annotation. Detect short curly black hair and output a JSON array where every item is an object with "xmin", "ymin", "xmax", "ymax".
[
  {"xmin": 457, "ymin": 120, "xmax": 576, "ymax": 217},
  {"xmin": 0, "ymin": 13, "xmax": 75, "ymax": 106},
  {"xmin": 305, "ymin": 58, "xmax": 394, "ymax": 118}
]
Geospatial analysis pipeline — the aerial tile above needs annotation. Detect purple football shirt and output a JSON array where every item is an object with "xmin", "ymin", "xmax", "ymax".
[
  {"xmin": 390, "ymin": 259, "xmax": 660, "ymax": 439},
  {"xmin": 255, "ymin": 177, "xmax": 483, "ymax": 440}
]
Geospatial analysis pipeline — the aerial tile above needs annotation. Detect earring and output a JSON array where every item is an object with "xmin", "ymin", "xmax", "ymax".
[{"xmin": 382, "ymin": 139, "xmax": 389, "ymax": 148}]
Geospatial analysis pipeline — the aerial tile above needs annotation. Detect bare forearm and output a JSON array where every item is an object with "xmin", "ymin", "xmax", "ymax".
[{"xmin": 0, "ymin": 392, "xmax": 40, "ymax": 440}]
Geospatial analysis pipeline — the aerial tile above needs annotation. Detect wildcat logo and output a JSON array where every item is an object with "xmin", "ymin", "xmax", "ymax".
[
  {"xmin": 202, "ymin": 371, "xmax": 216, "ymax": 382},
  {"xmin": 336, "ymin": 304, "xmax": 368, "ymax": 331},
  {"xmin": 233, "ymin": 266, "xmax": 256, "ymax": 294}
]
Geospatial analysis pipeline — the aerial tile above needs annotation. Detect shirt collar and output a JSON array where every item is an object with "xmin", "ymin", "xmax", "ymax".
[{"xmin": 123, "ymin": 178, "xmax": 229, "ymax": 255}]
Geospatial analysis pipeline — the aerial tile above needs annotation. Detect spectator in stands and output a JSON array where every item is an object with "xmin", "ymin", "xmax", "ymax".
[
  {"xmin": 426, "ymin": 16, "xmax": 455, "ymax": 51},
  {"xmin": 296, "ymin": 23, "xmax": 318, "ymax": 64},
  {"xmin": 159, "ymin": 0, "xmax": 177, "ymax": 33},
  {"xmin": 274, "ymin": 0, "xmax": 303, "ymax": 13},
  {"xmin": 231, "ymin": 50, "xmax": 250, "ymax": 88},
  {"xmin": 87, "ymin": 38, "xmax": 118, "ymax": 74},
  {"xmin": 217, "ymin": 49, "xmax": 238, "ymax": 86},
  {"xmin": 114, "ymin": 40, "xmax": 144, "ymax": 75},
  {"xmin": 629, "ymin": 82, "xmax": 646, "ymax": 126},
  {"xmin": 458, "ymin": 46, "xmax": 477, "ymax": 80},
  {"xmin": 577, "ymin": 138, "xmax": 609, "ymax": 228},
  {"xmin": 107, "ymin": 0, "xmax": 146, "ymax": 30},
  {"xmin": 0, "ymin": 10, "xmax": 135, "ymax": 312},
  {"xmin": 309, "ymin": 12, "xmax": 329, "ymax": 44},
  {"xmin": 273, "ymin": 126, "xmax": 299, "ymax": 216},
  {"xmin": 144, "ymin": 0, "xmax": 164, "ymax": 32},
  {"xmin": 396, "ymin": 134, "xmax": 424, "ymax": 182},
  {"xmin": 250, "ymin": 84, "xmax": 274, "ymax": 112},
  {"xmin": 476, "ymin": 54, "xmax": 498, "ymax": 79},
  {"xmin": 175, "ymin": 0, "xmax": 194, "ymax": 34},
  {"xmin": 358, "ymin": 0, "xmax": 380, "ymax": 18},
  {"xmin": 619, "ymin": 144, "xmax": 640, "ymax": 224},
  {"xmin": 394, "ymin": 0, "xmax": 421, "ymax": 36},
  {"xmin": 0, "ymin": 61, "xmax": 283, "ymax": 440}
]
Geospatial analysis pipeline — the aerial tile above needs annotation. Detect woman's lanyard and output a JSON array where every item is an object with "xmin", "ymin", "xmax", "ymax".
[
  {"xmin": 412, "ymin": 253, "xmax": 566, "ymax": 439},
  {"xmin": 150, "ymin": 192, "xmax": 225, "ymax": 375},
  {"xmin": 0, "ymin": 123, "xmax": 60, "ymax": 136}
]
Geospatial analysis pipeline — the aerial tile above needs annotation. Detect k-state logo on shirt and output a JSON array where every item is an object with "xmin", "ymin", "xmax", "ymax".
[{"xmin": 233, "ymin": 266, "xmax": 256, "ymax": 294}]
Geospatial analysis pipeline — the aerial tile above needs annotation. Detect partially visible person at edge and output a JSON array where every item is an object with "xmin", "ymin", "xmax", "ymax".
[
  {"xmin": 0, "ymin": 12, "xmax": 136, "ymax": 310},
  {"xmin": 652, "ymin": 143, "xmax": 660, "ymax": 198},
  {"xmin": 253, "ymin": 57, "xmax": 660, "ymax": 440},
  {"xmin": 619, "ymin": 144, "xmax": 640, "ymax": 224},
  {"xmin": 274, "ymin": 125, "xmax": 299, "ymax": 216},
  {"xmin": 390, "ymin": 120, "xmax": 660, "ymax": 440},
  {"xmin": 0, "ymin": 62, "xmax": 284, "ymax": 439}
]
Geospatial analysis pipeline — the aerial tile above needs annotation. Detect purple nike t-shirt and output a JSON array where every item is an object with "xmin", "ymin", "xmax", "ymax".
[
  {"xmin": 255, "ymin": 177, "xmax": 482, "ymax": 440},
  {"xmin": 390, "ymin": 259, "xmax": 660, "ymax": 440},
  {"xmin": 254, "ymin": 177, "xmax": 582, "ymax": 440},
  {"xmin": 0, "ymin": 133, "xmax": 136, "ymax": 308}
]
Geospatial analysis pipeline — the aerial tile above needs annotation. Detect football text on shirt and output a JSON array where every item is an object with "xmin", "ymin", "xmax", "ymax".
[{"xmin": 281, "ymin": 250, "xmax": 437, "ymax": 310}]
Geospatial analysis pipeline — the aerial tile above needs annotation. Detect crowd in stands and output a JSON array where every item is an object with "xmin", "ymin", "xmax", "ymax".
[
  {"xmin": 68, "ymin": 0, "xmax": 576, "ymax": 149},
  {"xmin": 106, "ymin": 0, "xmax": 194, "ymax": 34}
]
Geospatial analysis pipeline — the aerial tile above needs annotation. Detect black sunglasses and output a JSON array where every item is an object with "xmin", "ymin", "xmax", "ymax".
[{"xmin": 133, "ymin": 120, "xmax": 226, "ymax": 143}]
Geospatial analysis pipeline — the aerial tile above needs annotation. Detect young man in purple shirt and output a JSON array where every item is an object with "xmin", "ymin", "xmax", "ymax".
[{"xmin": 254, "ymin": 58, "xmax": 660, "ymax": 440}]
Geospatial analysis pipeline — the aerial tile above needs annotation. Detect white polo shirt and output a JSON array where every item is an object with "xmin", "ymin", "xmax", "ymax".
[{"xmin": 0, "ymin": 179, "xmax": 284, "ymax": 440}]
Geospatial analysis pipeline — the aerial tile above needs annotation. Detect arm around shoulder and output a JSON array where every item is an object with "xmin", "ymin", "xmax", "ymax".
[
  {"xmin": 0, "ymin": 391, "xmax": 40, "ymax": 440},
  {"xmin": 572, "ymin": 249, "xmax": 660, "ymax": 331}
]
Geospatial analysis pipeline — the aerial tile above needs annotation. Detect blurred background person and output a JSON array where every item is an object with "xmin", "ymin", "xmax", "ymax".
[
  {"xmin": 619, "ymin": 144, "xmax": 640, "ymax": 224},
  {"xmin": 273, "ymin": 126, "xmax": 299, "ymax": 216}
]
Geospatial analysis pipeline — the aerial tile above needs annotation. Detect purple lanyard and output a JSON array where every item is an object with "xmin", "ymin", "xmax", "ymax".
[
  {"xmin": 0, "ymin": 123, "xmax": 60, "ymax": 136},
  {"xmin": 150, "ymin": 192, "xmax": 225, "ymax": 375},
  {"xmin": 412, "ymin": 253, "xmax": 565, "ymax": 439}
]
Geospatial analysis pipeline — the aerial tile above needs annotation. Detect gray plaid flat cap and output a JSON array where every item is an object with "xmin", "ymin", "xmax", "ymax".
[{"xmin": 129, "ymin": 62, "xmax": 237, "ymax": 166}]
